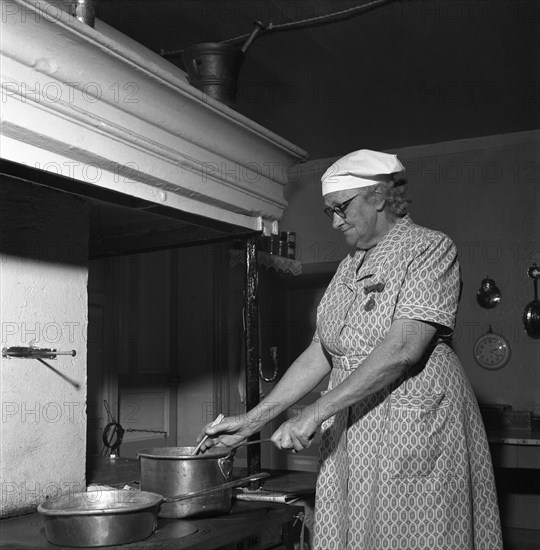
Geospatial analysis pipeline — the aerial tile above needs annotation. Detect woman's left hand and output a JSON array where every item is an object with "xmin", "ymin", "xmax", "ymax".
[{"xmin": 271, "ymin": 405, "xmax": 320, "ymax": 452}]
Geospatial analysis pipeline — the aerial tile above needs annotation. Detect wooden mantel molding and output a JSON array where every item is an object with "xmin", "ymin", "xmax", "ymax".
[{"xmin": 0, "ymin": 0, "xmax": 308, "ymax": 232}]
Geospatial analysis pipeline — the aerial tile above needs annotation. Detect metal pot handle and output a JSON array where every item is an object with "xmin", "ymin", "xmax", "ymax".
[
  {"xmin": 214, "ymin": 439, "xmax": 273, "ymax": 479},
  {"xmin": 163, "ymin": 472, "xmax": 269, "ymax": 503},
  {"xmin": 218, "ymin": 453, "xmax": 235, "ymax": 480},
  {"xmin": 229, "ymin": 438, "xmax": 273, "ymax": 451}
]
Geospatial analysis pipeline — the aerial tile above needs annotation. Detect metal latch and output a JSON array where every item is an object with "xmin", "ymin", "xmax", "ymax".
[
  {"xmin": 2, "ymin": 346, "xmax": 76, "ymax": 359},
  {"xmin": 2, "ymin": 346, "xmax": 80, "ymax": 389}
]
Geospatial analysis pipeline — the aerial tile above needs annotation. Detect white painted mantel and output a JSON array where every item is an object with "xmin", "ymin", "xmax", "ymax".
[
  {"xmin": 0, "ymin": 0, "xmax": 308, "ymax": 233},
  {"xmin": 0, "ymin": 0, "xmax": 307, "ymax": 518}
]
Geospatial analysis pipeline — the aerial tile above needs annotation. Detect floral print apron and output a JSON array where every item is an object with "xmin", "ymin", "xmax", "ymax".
[{"xmin": 312, "ymin": 216, "xmax": 502, "ymax": 550}]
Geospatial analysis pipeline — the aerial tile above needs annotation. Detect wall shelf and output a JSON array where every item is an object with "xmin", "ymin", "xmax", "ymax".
[{"xmin": 229, "ymin": 249, "xmax": 302, "ymax": 277}]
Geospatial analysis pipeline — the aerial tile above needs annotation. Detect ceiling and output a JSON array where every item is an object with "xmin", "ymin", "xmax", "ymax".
[{"xmin": 96, "ymin": 0, "xmax": 540, "ymax": 159}]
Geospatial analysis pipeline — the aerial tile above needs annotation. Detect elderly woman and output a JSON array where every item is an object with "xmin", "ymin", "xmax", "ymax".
[{"xmin": 200, "ymin": 150, "xmax": 502, "ymax": 550}]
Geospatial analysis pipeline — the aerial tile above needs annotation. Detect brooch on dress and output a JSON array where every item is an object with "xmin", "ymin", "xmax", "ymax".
[{"xmin": 363, "ymin": 282, "xmax": 385, "ymax": 311}]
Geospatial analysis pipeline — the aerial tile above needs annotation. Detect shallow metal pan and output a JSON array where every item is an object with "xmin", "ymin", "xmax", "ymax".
[{"xmin": 37, "ymin": 472, "xmax": 268, "ymax": 547}]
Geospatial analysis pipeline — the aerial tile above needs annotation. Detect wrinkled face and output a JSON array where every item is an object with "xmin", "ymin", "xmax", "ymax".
[{"xmin": 323, "ymin": 187, "xmax": 383, "ymax": 250}]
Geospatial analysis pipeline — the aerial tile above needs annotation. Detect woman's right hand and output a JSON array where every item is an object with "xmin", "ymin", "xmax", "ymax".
[{"xmin": 195, "ymin": 414, "xmax": 255, "ymax": 452}]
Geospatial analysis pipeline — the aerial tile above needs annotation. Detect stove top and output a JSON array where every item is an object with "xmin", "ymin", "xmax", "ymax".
[{"xmin": 0, "ymin": 503, "xmax": 294, "ymax": 550}]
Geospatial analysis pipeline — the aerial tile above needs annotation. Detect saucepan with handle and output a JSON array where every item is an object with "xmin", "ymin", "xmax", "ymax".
[
  {"xmin": 37, "ymin": 471, "xmax": 269, "ymax": 547},
  {"xmin": 523, "ymin": 264, "xmax": 540, "ymax": 339},
  {"xmin": 137, "ymin": 440, "xmax": 274, "ymax": 519}
]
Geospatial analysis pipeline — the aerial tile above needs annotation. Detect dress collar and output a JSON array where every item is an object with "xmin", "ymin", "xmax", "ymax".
[{"xmin": 352, "ymin": 215, "xmax": 412, "ymax": 282}]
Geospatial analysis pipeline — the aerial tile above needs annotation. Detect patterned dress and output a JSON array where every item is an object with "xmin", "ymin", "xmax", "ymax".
[{"xmin": 312, "ymin": 216, "xmax": 502, "ymax": 550}]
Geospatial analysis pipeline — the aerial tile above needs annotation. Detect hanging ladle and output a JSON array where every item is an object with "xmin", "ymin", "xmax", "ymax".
[{"xmin": 523, "ymin": 263, "xmax": 540, "ymax": 339}]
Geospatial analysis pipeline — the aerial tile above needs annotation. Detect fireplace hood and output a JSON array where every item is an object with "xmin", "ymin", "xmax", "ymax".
[{"xmin": 0, "ymin": 0, "xmax": 308, "ymax": 254}]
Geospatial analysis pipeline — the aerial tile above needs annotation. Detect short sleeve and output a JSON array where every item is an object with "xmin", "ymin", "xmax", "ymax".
[{"xmin": 394, "ymin": 235, "xmax": 460, "ymax": 332}]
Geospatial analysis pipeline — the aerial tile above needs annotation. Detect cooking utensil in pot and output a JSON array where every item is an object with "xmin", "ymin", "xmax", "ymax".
[
  {"xmin": 523, "ymin": 264, "xmax": 540, "ymax": 339},
  {"xmin": 192, "ymin": 413, "xmax": 225, "ymax": 455},
  {"xmin": 38, "ymin": 472, "xmax": 269, "ymax": 547}
]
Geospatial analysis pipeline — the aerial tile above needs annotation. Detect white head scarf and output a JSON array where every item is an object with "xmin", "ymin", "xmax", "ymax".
[{"xmin": 321, "ymin": 149, "xmax": 405, "ymax": 196}]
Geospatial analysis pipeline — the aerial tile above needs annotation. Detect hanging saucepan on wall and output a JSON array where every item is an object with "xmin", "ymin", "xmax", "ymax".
[
  {"xmin": 523, "ymin": 263, "xmax": 540, "ymax": 339},
  {"xmin": 476, "ymin": 276, "xmax": 501, "ymax": 309}
]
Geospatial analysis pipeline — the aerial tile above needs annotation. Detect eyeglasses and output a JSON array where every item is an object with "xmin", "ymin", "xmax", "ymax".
[{"xmin": 323, "ymin": 193, "xmax": 361, "ymax": 220}]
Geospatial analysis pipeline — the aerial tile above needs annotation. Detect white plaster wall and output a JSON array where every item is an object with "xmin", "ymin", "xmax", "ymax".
[{"xmin": 0, "ymin": 177, "xmax": 89, "ymax": 518}]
